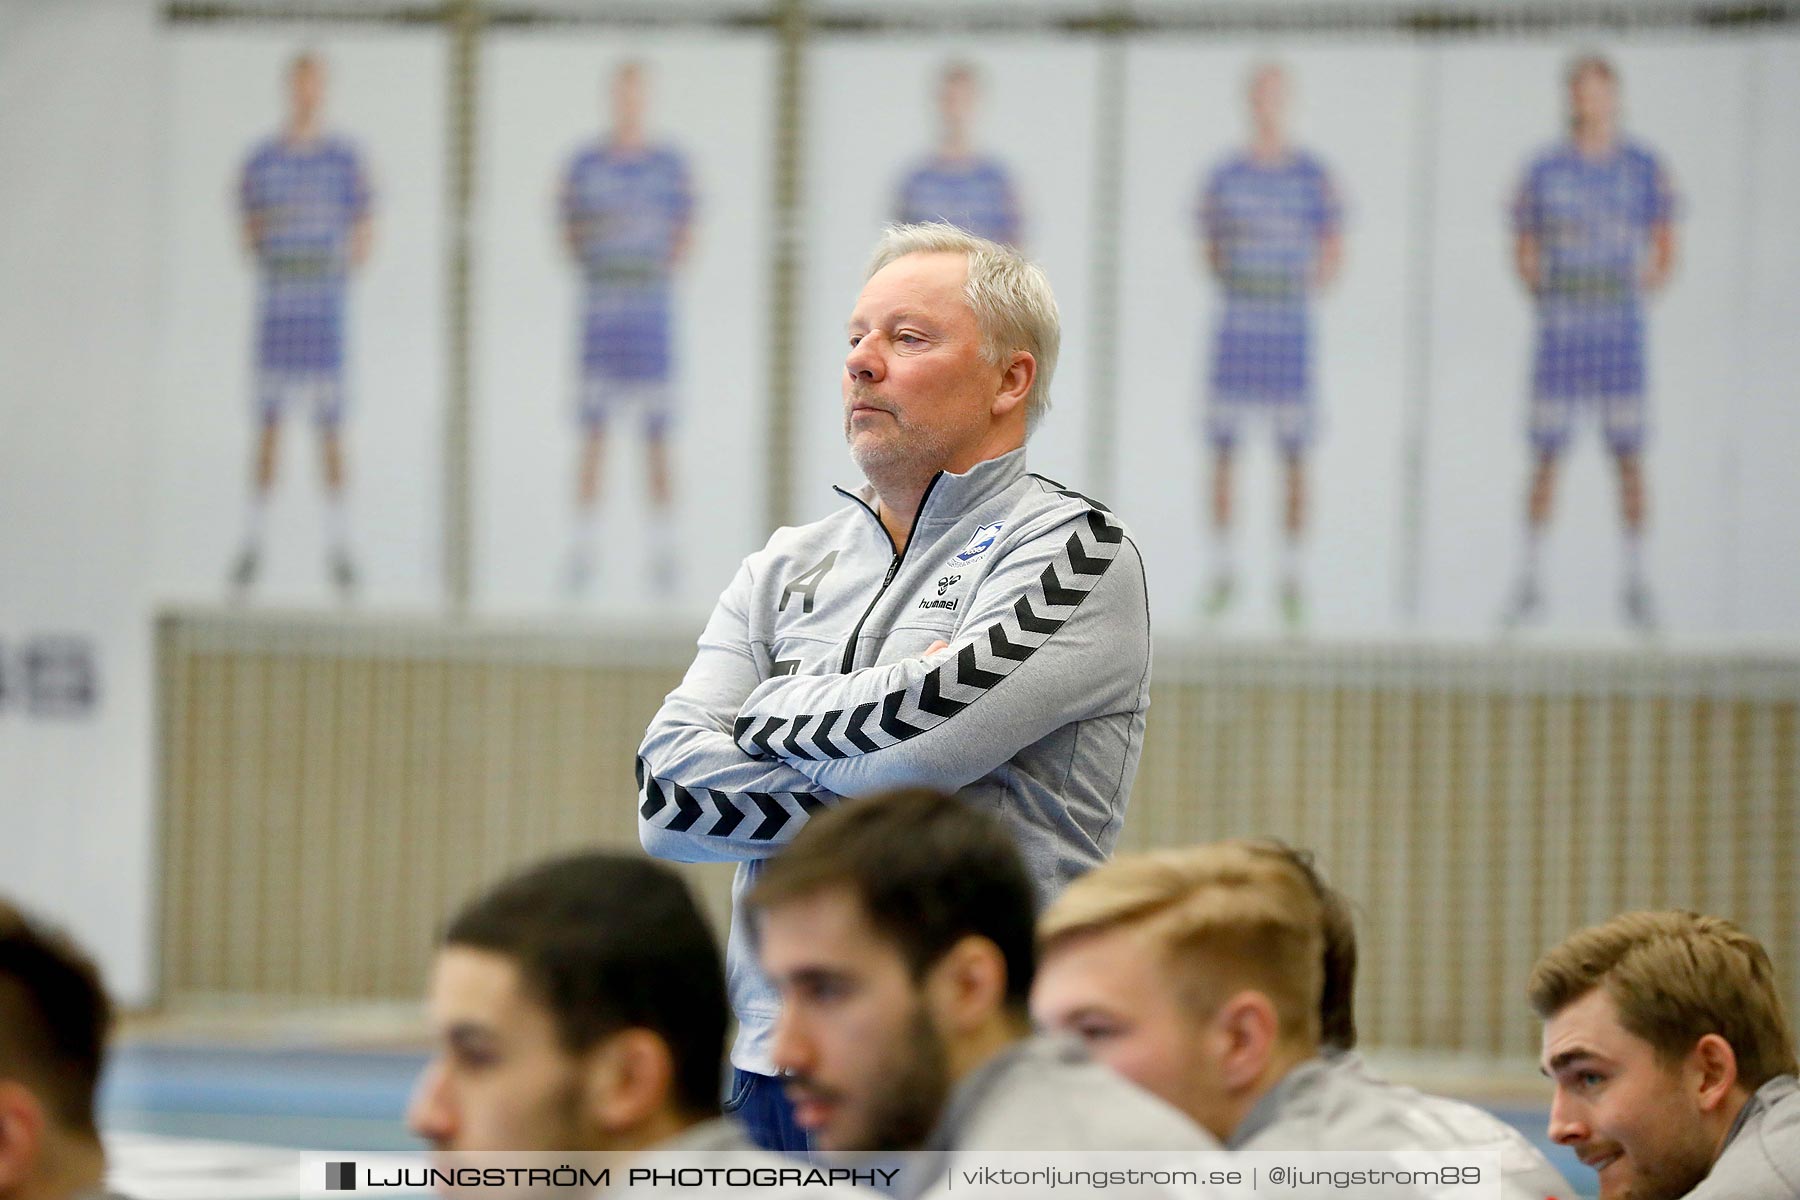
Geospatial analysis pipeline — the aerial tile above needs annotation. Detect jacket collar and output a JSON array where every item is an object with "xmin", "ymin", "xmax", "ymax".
[
  {"xmin": 1229, "ymin": 1055, "xmax": 1331, "ymax": 1148},
  {"xmin": 1722, "ymin": 1072, "xmax": 1800, "ymax": 1154},
  {"xmin": 834, "ymin": 447, "xmax": 1029, "ymax": 527}
]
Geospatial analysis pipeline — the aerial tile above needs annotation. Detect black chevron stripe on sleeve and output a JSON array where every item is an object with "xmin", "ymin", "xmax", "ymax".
[
  {"xmin": 736, "ymin": 505, "xmax": 1126, "ymax": 763},
  {"xmin": 1026, "ymin": 473, "xmax": 1114, "ymax": 515},
  {"xmin": 636, "ymin": 755, "xmax": 830, "ymax": 844}
]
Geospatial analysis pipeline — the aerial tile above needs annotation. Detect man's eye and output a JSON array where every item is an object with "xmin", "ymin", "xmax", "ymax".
[
  {"xmin": 897, "ymin": 333, "xmax": 924, "ymax": 345},
  {"xmin": 848, "ymin": 334, "xmax": 864, "ymax": 348},
  {"xmin": 1074, "ymin": 1022, "xmax": 1122, "ymax": 1042},
  {"xmin": 1578, "ymin": 1071, "xmax": 1605, "ymax": 1088}
]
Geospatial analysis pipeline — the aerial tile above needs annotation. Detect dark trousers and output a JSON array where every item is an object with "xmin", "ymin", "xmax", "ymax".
[{"xmin": 724, "ymin": 1067, "xmax": 812, "ymax": 1156}]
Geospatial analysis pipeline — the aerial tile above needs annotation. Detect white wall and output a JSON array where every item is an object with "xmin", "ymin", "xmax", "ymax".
[
  {"xmin": 1734, "ymin": 36, "xmax": 1800, "ymax": 637},
  {"xmin": 0, "ymin": 0, "xmax": 161, "ymax": 1005}
]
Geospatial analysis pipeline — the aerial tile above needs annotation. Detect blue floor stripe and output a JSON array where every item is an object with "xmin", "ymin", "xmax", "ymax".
[{"xmin": 102, "ymin": 1045, "xmax": 425, "ymax": 1128}]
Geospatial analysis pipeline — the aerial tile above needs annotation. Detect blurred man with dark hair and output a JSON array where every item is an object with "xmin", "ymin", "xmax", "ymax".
[
  {"xmin": 749, "ymin": 790, "xmax": 1211, "ymax": 1192},
  {"xmin": 1034, "ymin": 841, "xmax": 1574, "ymax": 1199},
  {"xmin": 1504, "ymin": 53, "xmax": 1678, "ymax": 633},
  {"xmin": 231, "ymin": 51, "xmax": 374, "ymax": 598},
  {"xmin": 894, "ymin": 62, "xmax": 1022, "ymax": 247},
  {"xmin": 0, "ymin": 899, "xmax": 116, "ymax": 1200},
  {"xmin": 1531, "ymin": 911, "xmax": 1799, "ymax": 1199},
  {"xmin": 407, "ymin": 852, "xmax": 744, "ymax": 1156}
]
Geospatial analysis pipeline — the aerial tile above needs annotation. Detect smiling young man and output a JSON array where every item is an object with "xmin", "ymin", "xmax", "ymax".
[
  {"xmin": 407, "ymin": 852, "xmax": 748, "ymax": 1158},
  {"xmin": 750, "ymin": 789, "xmax": 1213, "ymax": 1189},
  {"xmin": 637, "ymin": 224, "xmax": 1151, "ymax": 1152},
  {"xmin": 1530, "ymin": 911, "xmax": 1799, "ymax": 1200}
]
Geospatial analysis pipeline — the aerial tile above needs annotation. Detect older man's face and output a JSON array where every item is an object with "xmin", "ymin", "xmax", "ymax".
[{"xmin": 843, "ymin": 251, "xmax": 1001, "ymax": 484}]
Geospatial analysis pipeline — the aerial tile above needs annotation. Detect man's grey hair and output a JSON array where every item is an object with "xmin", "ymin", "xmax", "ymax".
[{"xmin": 865, "ymin": 222, "xmax": 1060, "ymax": 434}]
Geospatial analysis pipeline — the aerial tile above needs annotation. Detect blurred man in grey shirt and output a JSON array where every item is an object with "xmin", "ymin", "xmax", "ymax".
[{"xmin": 1035, "ymin": 841, "xmax": 1575, "ymax": 1199}]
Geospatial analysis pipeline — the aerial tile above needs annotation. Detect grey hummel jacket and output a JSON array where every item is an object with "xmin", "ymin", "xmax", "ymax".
[
  {"xmin": 636, "ymin": 449, "xmax": 1151, "ymax": 1074},
  {"xmin": 1685, "ymin": 1073, "xmax": 1800, "ymax": 1200},
  {"xmin": 1231, "ymin": 1053, "xmax": 1578, "ymax": 1200}
]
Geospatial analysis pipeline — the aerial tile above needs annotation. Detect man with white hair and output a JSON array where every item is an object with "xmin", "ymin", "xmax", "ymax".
[{"xmin": 637, "ymin": 222, "xmax": 1151, "ymax": 1152}]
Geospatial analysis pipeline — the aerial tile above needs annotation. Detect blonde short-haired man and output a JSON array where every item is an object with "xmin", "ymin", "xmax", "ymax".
[
  {"xmin": 1530, "ymin": 911, "xmax": 1799, "ymax": 1200},
  {"xmin": 1033, "ymin": 842, "xmax": 1575, "ymax": 1200}
]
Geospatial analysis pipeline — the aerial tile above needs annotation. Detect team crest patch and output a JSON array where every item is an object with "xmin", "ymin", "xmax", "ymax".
[{"xmin": 953, "ymin": 522, "xmax": 1004, "ymax": 564}]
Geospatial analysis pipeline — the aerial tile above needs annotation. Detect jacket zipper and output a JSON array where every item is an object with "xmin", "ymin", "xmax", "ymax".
[{"xmin": 836, "ymin": 473, "xmax": 942, "ymax": 673}]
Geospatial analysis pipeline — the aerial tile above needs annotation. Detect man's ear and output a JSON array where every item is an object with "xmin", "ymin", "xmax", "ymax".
[
  {"xmin": 924, "ymin": 935, "xmax": 1010, "ymax": 1036},
  {"xmin": 1688, "ymin": 1033, "xmax": 1742, "ymax": 1114},
  {"xmin": 584, "ymin": 1030, "xmax": 677, "ymax": 1135},
  {"xmin": 0, "ymin": 1081, "xmax": 47, "ymax": 1192},
  {"xmin": 990, "ymin": 352, "xmax": 1035, "ymax": 422},
  {"xmin": 1211, "ymin": 990, "xmax": 1280, "ymax": 1094}
]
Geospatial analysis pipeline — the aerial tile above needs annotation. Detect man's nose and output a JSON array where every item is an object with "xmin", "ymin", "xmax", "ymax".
[
  {"xmin": 845, "ymin": 333, "xmax": 885, "ymax": 382},
  {"xmin": 405, "ymin": 1059, "xmax": 456, "ymax": 1145},
  {"xmin": 1546, "ymin": 1087, "xmax": 1588, "ymax": 1147},
  {"xmin": 769, "ymin": 1003, "xmax": 813, "ymax": 1078}
]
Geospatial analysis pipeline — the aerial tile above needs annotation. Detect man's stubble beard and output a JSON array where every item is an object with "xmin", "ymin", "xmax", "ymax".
[
  {"xmin": 852, "ymin": 1003, "xmax": 953, "ymax": 1154},
  {"xmin": 845, "ymin": 389, "xmax": 957, "ymax": 496},
  {"xmin": 1622, "ymin": 1141, "xmax": 1715, "ymax": 1200}
]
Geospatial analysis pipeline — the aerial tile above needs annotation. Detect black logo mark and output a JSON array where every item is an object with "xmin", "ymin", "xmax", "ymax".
[{"xmin": 780, "ymin": 551, "xmax": 840, "ymax": 614}]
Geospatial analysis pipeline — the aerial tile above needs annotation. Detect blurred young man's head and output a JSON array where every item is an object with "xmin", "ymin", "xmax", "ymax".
[
  {"xmin": 610, "ymin": 60, "xmax": 646, "ymax": 134},
  {"xmin": 937, "ymin": 62, "xmax": 980, "ymax": 144},
  {"xmin": 1032, "ymin": 840, "xmax": 1326, "ymax": 1142},
  {"xmin": 1246, "ymin": 62, "xmax": 1290, "ymax": 142},
  {"xmin": 0, "ymin": 899, "xmax": 112, "ymax": 1200},
  {"xmin": 1530, "ymin": 910, "xmax": 1797, "ymax": 1200},
  {"xmin": 749, "ymin": 790, "xmax": 1037, "ymax": 1153},
  {"xmin": 1566, "ymin": 53, "xmax": 1620, "ymax": 138},
  {"xmin": 407, "ymin": 853, "xmax": 727, "ymax": 1154},
  {"xmin": 287, "ymin": 52, "xmax": 325, "ymax": 128}
]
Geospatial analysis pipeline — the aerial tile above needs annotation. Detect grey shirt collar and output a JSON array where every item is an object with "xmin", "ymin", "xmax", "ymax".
[
  {"xmin": 920, "ymin": 1034, "xmax": 1086, "ymax": 1153},
  {"xmin": 1720, "ymin": 1072, "xmax": 1800, "ymax": 1154},
  {"xmin": 1229, "ymin": 1057, "xmax": 1333, "ymax": 1149}
]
